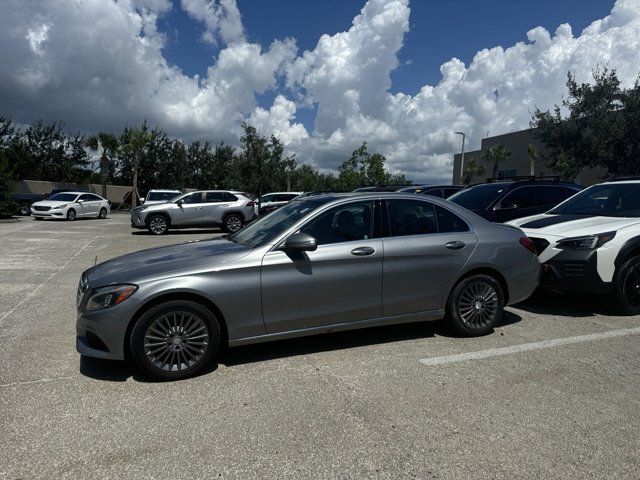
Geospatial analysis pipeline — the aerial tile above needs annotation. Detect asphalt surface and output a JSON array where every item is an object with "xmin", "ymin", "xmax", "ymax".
[{"xmin": 1, "ymin": 213, "xmax": 639, "ymax": 479}]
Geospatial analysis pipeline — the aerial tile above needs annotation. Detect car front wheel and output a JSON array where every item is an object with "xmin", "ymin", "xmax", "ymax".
[
  {"xmin": 223, "ymin": 214, "xmax": 243, "ymax": 233},
  {"xmin": 66, "ymin": 209, "xmax": 76, "ymax": 221},
  {"xmin": 147, "ymin": 215, "xmax": 169, "ymax": 235},
  {"xmin": 613, "ymin": 256, "xmax": 640, "ymax": 315},
  {"xmin": 129, "ymin": 300, "xmax": 221, "ymax": 381},
  {"xmin": 446, "ymin": 274, "xmax": 504, "ymax": 336}
]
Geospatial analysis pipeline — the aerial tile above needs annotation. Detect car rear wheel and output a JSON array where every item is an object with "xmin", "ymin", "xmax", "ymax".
[
  {"xmin": 613, "ymin": 256, "xmax": 640, "ymax": 315},
  {"xmin": 147, "ymin": 215, "xmax": 169, "ymax": 235},
  {"xmin": 130, "ymin": 300, "xmax": 221, "ymax": 381},
  {"xmin": 223, "ymin": 214, "xmax": 243, "ymax": 233},
  {"xmin": 67, "ymin": 209, "xmax": 76, "ymax": 221},
  {"xmin": 98, "ymin": 207, "xmax": 108, "ymax": 219},
  {"xmin": 446, "ymin": 274, "xmax": 504, "ymax": 336}
]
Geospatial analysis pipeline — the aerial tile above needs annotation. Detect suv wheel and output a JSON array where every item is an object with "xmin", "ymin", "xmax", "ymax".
[
  {"xmin": 446, "ymin": 274, "xmax": 504, "ymax": 336},
  {"xmin": 129, "ymin": 300, "xmax": 221, "ymax": 381},
  {"xmin": 223, "ymin": 214, "xmax": 243, "ymax": 233},
  {"xmin": 613, "ymin": 256, "xmax": 640, "ymax": 315},
  {"xmin": 147, "ymin": 215, "xmax": 169, "ymax": 235}
]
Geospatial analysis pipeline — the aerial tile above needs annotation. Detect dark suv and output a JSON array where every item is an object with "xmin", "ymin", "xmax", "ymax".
[
  {"xmin": 398, "ymin": 185, "xmax": 464, "ymax": 198},
  {"xmin": 448, "ymin": 178, "xmax": 583, "ymax": 223}
]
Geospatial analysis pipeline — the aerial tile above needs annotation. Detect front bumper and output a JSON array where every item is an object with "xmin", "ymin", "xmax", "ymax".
[
  {"xmin": 31, "ymin": 210, "xmax": 66, "ymax": 218},
  {"xmin": 540, "ymin": 249, "xmax": 612, "ymax": 294},
  {"xmin": 130, "ymin": 211, "xmax": 147, "ymax": 229}
]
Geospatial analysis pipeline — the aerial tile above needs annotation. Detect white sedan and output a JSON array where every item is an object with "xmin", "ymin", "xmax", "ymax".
[{"xmin": 31, "ymin": 192, "xmax": 110, "ymax": 221}]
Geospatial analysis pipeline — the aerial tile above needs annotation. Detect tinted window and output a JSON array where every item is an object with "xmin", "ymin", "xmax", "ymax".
[
  {"xmin": 301, "ymin": 201, "xmax": 374, "ymax": 245},
  {"xmin": 261, "ymin": 194, "xmax": 275, "ymax": 203},
  {"xmin": 79, "ymin": 194, "xmax": 93, "ymax": 202},
  {"xmin": 204, "ymin": 192, "xmax": 225, "ymax": 202},
  {"xmin": 550, "ymin": 184, "xmax": 640, "ymax": 217},
  {"xmin": 436, "ymin": 205, "xmax": 469, "ymax": 232},
  {"xmin": 49, "ymin": 193, "xmax": 79, "ymax": 202},
  {"xmin": 181, "ymin": 193, "xmax": 202, "ymax": 204},
  {"xmin": 387, "ymin": 200, "xmax": 437, "ymax": 236},
  {"xmin": 537, "ymin": 186, "xmax": 577, "ymax": 206},
  {"xmin": 499, "ymin": 187, "xmax": 537, "ymax": 209},
  {"xmin": 224, "ymin": 192, "xmax": 238, "ymax": 202},
  {"xmin": 422, "ymin": 188, "xmax": 444, "ymax": 198},
  {"xmin": 448, "ymin": 183, "xmax": 510, "ymax": 211},
  {"xmin": 88, "ymin": 194, "xmax": 103, "ymax": 201},
  {"xmin": 147, "ymin": 191, "xmax": 179, "ymax": 201},
  {"xmin": 442, "ymin": 188, "xmax": 462, "ymax": 198}
]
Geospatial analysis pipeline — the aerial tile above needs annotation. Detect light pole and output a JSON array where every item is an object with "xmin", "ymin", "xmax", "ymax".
[{"xmin": 455, "ymin": 131, "xmax": 466, "ymax": 184}]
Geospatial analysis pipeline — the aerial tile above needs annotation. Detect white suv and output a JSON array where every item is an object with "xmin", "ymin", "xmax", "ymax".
[
  {"xmin": 131, "ymin": 190, "xmax": 256, "ymax": 235},
  {"xmin": 507, "ymin": 179, "xmax": 640, "ymax": 314},
  {"xmin": 143, "ymin": 189, "xmax": 182, "ymax": 206}
]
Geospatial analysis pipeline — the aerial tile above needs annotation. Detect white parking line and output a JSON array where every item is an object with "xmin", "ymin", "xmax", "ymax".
[{"xmin": 418, "ymin": 327, "xmax": 640, "ymax": 366}]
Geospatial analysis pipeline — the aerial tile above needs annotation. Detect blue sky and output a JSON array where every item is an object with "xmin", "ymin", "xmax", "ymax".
[{"xmin": 159, "ymin": 0, "xmax": 615, "ymax": 132}]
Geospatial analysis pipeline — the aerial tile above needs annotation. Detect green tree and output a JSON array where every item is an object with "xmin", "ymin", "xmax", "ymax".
[
  {"xmin": 532, "ymin": 68, "xmax": 640, "ymax": 178},
  {"xmin": 86, "ymin": 132, "xmax": 119, "ymax": 197},
  {"xmin": 120, "ymin": 124, "xmax": 153, "ymax": 207},
  {"xmin": 483, "ymin": 144, "xmax": 512, "ymax": 179},
  {"xmin": 461, "ymin": 158, "xmax": 485, "ymax": 185},
  {"xmin": 527, "ymin": 144, "xmax": 539, "ymax": 176},
  {"xmin": 336, "ymin": 142, "xmax": 410, "ymax": 190}
]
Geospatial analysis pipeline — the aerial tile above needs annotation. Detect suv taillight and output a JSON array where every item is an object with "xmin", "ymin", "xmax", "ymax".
[{"xmin": 519, "ymin": 236, "xmax": 537, "ymax": 255}]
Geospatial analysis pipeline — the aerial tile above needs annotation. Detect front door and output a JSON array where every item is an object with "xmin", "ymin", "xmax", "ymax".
[
  {"xmin": 261, "ymin": 200, "xmax": 382, "ymax": 333},
  {"xmin": 171, "ymin": 192, "xmax": 204, "ymax": 225},
  {"xmin": 382, "ymin": 199, "xmax": 478, "ymax": 316}
]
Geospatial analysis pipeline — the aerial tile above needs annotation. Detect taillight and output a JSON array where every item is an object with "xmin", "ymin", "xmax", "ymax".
[
  {"xmin": 519, "ymin": 236, "xmax": 537, "ymax": 255},
  {"xmin": 247, "ymin": 201, "xmax": 255, "ymax": 207}
]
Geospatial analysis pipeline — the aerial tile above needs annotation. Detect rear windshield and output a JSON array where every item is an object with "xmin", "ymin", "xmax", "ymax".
[
  {"xmin": 48, "ymin": 193, "xmax": 79, "ymax": 202},
  {"xmin": 147, "ymin": 192, "xmax": 179, "ymax": 201},
  {"xmin": 448, "ymin": 183, "xmax": 510, "ymax": 211}
]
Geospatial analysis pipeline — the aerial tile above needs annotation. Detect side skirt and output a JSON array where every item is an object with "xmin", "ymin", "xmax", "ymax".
[{"xmin": 228, "ymin": 309, "xmax": 445, "ymax": 347}]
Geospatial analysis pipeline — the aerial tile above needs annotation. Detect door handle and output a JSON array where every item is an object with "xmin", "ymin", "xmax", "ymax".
[
  {"xmin": 351, "ymin": 246, "xmax": 375, "ymax": 256},
  {"xmin": 445, "ymin": 241, "xmax": 466, "ymax": 250}
]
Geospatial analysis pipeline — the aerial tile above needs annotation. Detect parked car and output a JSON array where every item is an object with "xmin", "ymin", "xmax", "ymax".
[
  {"xmin": 31, "ymin": 192, "xmax": 110, "ymax": 221},
  {"xmin": 398, "ymin": 185, "xmax": 464, "ymax": 198},
  {"xmin": 78, "ymin": 192, "xmax": 540, "ymax": 380},
  {"xmin": 507, "ymin": 179, "xmax": 640, "ymax": 314},
  {"xmin": 143, "ymin": 189, "xmax": 182, "ymax": 206},
  {"xmin": 448, "ymin": 178, "xmax": 583, "ymax": 222},
  {"xmin": 10, "ymin": 193, "xmax": 46, "ymax": 215},
  {"xmin": 353, "ymin": 185, "xmax": 409, "ymax": 192},
  {"xmin": 258, "ymin": 191, "xmax": 303, "ymax": 215},
  {"xmin": 130, "ymin": 190, "xmax": 256, "ymax": 235}
]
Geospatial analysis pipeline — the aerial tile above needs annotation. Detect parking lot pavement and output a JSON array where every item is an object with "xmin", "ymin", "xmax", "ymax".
[{"xmin": 1, "ymin": 214, "xmax": 639, "ymax": 479}]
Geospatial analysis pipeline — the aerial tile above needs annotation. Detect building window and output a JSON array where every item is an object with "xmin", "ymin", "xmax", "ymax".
[{"xmin": 498, "ymin": 168, "xmax": 518, "ymax": 179}]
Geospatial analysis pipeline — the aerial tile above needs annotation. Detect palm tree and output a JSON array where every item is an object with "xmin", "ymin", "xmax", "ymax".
[
  {"xmin": 461, "ymin": 158, "xmax": 485, "ymax": 185},
  {"xmin": 120, "ymin": 126, "xmax": 152, "ymax": 208},
  {"xmin": 527, "ymin": 144, "xmax": 539, "ymax": 176},
  {"xmin": 86, "ymin": 133, "xmax": 118, "ymax": 198},
  {"xmin": 483, "ymin": 145, "xmax": 512, "ymax": 179}
]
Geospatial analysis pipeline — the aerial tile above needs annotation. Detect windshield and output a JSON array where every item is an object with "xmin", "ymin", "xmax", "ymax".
[
  {"xmin": 48, "ymin": 193, "xmax": 78, "ymax": 202},
  {"xmin": 147, "ymin": 191, "xmax": 179, "ymax": 202},
  {"xmin": 549, "ymin": 183, "xmax": 640, "ymax": 217},
  {"xmin": 230, "ymin": 199, "xmax": 329, "ymax": 248},
  {"xmin": 448, "ymin": 183, "xmax": 510, "ymax": 210}
]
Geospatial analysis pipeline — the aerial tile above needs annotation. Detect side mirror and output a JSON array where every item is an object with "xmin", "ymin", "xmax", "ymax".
[
  {"xmin": 77, "ymin": 199, "xmax": 84, "ymax": 203},
  {"xmin": 176, "ymin": 199, "xmax": 183, "ymax": 206},
  {"xmin": 282, "ymin": 232, "xmax": 317, "ymax": 252},
  {"xmin": 140, "ymin": 199, "xmax": 145, "ymax": 204}
]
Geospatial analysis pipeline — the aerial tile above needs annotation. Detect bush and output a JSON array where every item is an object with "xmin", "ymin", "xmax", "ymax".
[{"xmin": 0, "ymin": 200, "xmax": 19, "ymax": 219}]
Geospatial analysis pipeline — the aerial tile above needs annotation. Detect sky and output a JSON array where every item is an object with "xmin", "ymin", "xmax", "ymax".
[{"xmin": 1, "ymin": 0, "xmax": 638, "ymax": 183}]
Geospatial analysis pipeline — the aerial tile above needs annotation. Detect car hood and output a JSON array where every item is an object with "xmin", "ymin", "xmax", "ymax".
[
  {"xmin": 32, "ymin": 200, "xmax": 73, "ymax": 208},
  {"xmin": 507, "ymin": 213, "xmax": 640, "ymax": 237},
  {"xmin": 84, "ymin": 238, "xmax": 251, "ymax": 287}
]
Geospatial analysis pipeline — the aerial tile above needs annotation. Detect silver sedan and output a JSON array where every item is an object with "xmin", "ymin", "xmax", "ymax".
[{"xmin": 76, "ymin": 193, "xmax": 540, "ymax": 380}]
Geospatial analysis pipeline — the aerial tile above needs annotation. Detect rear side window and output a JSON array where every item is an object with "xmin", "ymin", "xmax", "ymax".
[
  {"xmin": 79, "ymin": 194, "xmax": 93, "ymax": 202},
  {"xmin": 224, "ymin": 192, "xmax": 238, "ymax": 202},
  {"xmin": 442, "ymin": 188, "xmax": 462, "ymax": 198},
  {"xmin": 435, "ymin": 205, "xmax": 469, "ymax": 232},
  {"xmin": 387, "ymin": 200, "xmax": 438, "ymax": 236},
  {"xmin": 204, "ymin": 192, "xmax": 225, "ymax": 202},
  {"xmin": 422, "ymin": 188, "xmax": 444, "ymax": 198},
  {"xmin": 498, "ymin": 186, "xmax": 537, "ymax": 209},
  {"xmin": 537, "ymin": 186, "xmax": 577, "ymax": 206},
  {"xmin": 89, "ymin": 194, "xmax": 102, "ymax": 201}
]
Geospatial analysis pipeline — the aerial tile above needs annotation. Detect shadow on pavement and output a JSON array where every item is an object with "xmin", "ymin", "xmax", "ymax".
[
  {"xmin": 131, "ymin": 229, "xmax": 223, "ymax": 236},
  {"xmin": 515, "ymin": 290, "xmax": 616, "ymax": 317},
  {"xmin": 79, "ymin": 311, "xmax": 522, "ymax": 379}
]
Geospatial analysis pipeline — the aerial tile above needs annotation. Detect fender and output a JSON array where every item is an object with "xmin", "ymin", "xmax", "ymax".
[{"xmin": 615, "ymin": 235, "xmax": 640, "ymax": 267}]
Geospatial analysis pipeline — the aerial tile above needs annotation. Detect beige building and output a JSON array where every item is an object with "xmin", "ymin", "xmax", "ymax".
[{"xmin": 452, "ymin": 129, "xmax": 606, "ymax": 186}]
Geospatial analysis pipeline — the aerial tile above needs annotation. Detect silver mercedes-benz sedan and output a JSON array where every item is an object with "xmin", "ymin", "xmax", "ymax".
[{"xmin": 76, "ymin": 193, "xmax": 540, "ymax": 380}]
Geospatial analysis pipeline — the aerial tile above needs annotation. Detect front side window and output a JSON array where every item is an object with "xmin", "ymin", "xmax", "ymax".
[
  {"xmin": 549, "ymin": 184, "xmax": 640, "ymax": 217},
  {"xmin": 387, "ymin": 200, "xmax": 437, "ymax": 236},
  {"xmin": 180, "ymin": 193, "xmax": 203, "ymax": 204},
  {"xmin": 147, "ymin": 191, "xmax": 178, "ymax": 202},
  {"xmin": 300, "ymin": 201, "xmax": 374, "ymax": 245}
]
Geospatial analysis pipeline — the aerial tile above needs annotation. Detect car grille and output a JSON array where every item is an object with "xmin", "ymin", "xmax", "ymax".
[
  {"xmin": 562, "ymin": 262, "xmax": 586, "ymax": 278},
  {"xmin": 33, "ymin": 205, "xmax": 51, "ymax": 211},
  {"xmin": 529, "ymin": 237, "xmax": 550, "ymax": 255}
]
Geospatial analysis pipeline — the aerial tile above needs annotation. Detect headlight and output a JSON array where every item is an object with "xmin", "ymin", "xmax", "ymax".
[
  {"xmin": 556, "ymin": 231, "xmax": 616, "ymax": 250},
  {"xmin": 51, "ymin": 204, "xmax": 67, "ymax": 210},
  {"xmin": 86, "ymin": 284, "xmax": 138, "ymax": 311}
]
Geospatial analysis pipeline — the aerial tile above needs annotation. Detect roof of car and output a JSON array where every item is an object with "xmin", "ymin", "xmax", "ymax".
[
  {"xmin": 263, "ymin": 191, "xmax": 304, "ymax": 195},
  {"xmin": 51, "ymin": 191, "xmax": 92, "ymax": 196},
  {"xmin": 147, "ymin": 189, "xmax": 181, "ymax": 192}
]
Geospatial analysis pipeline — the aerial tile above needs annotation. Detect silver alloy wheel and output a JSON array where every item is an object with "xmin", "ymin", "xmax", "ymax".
[
  {"xmin": 144, "ymin": 311, "xmax": 210, "ymax": 372},
  {"xmin": 99, "ymin": 208, "xmax": 107, "ymax": 219},
  {"xmin": 225, "ymin": 215, "xmax": 242, "ymax": 233},
  {"xmin": 67, "ymin": 209, "xmax": 76, "ymax": 221},
  {"xmin": 149, "ymin": 216, "xmax": 167, "ymax": 234},
  {"xmin": 458, "ymin": 281, "xmax": 499, "ymax": 328}
]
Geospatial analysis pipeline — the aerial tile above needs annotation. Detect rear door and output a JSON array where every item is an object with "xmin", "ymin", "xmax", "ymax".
[
  {"xmin": 382, "ymin": 199, "xmax": 478, "ymax": 316},
  {"xmin": 261, "ymin": 200, "xmax": 383, "ymax": 333},
  {"xmin": 201, "ymin": 191, "xmax": 228, "ymax": 224}
]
